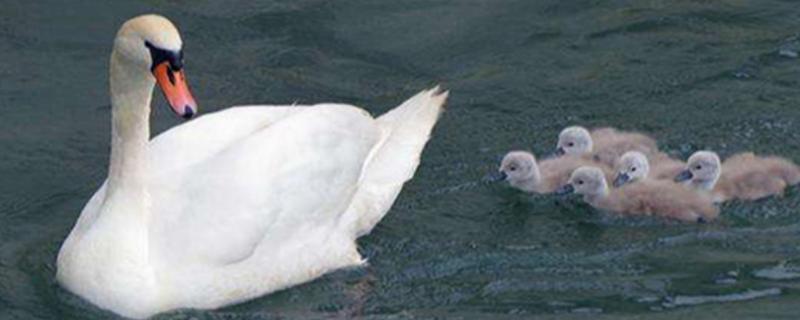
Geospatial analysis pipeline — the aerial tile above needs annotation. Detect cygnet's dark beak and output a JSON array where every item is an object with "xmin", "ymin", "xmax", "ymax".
[
  {"xmin": 674, "ymin": 170, "xmax": 693, "ymax": 182},
  {"xmin": 554, "ymin": 147, "xmax": 566, "ymax": 156},
  {"xmin": 488, "ymin": 171, "xmax": 508, "ymax": 182},
  {"xmin": 612, "ymin": 173, "xmax": 631, "ymax": 188},
  {"xmin": 554, "ymin": 183, "xmax": 575, "ymax": 195}
]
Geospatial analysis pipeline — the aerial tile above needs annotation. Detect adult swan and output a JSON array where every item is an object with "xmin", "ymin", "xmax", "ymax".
[{"xmin": 56, "ymin": 14, "xmax": 447, "ymax": 318}]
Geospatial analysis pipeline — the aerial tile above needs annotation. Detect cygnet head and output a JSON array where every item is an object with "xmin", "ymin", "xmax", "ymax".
[
  {"xmin": 113, "ymin": 14, "xmax": 197, "ymax": 118},
  {"xmin": 675, "ymin": 151, "xmax": 721, "ymax": 190},
  {"xmin": 555, "ymin": 166, "xmax": 609, "ymax": 197},
  {"xmin": 497, "ymin": 151, "xmax": 539, "ymax": 186},
  {"xmin": 556, "ymin": 126, "xmax": 593, "ymax": 156},
  {"xmin": 613, "ymin": 151, "xmax": 650, "ymax": 187}
]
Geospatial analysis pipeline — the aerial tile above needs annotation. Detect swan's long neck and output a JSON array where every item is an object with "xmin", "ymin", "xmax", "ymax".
[
  {"xmin": 108, "ymin": 51, "xmax": 153, "ymax": 194},
  {"xmin": 529, "ymin": 163, "xmax": 542, "ymax": 187},
  {"xmin": 585, "ymin": 180, "xmax": 610, "ymax": 203},
  {"xmin": 693, "ymin": 175, "xmax": 718, "ymax": 191},
  {"xmin": 517, "ymin": 163, "xmax": 542, "ymax": 192}
]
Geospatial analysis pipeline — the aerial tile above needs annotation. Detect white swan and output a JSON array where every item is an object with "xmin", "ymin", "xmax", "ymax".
[{"xmin": 56, "ymin": 14, "xmax": 448, "ymax": 319}]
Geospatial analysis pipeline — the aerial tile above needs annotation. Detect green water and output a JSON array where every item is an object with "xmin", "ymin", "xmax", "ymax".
[{"xmin": 2, "ymin": 0, "xmax": 800, "ymax": 318}]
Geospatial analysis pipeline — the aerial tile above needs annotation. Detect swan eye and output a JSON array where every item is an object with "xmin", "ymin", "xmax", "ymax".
[
  {"xmin": 631, "ymin": 167, "xmax": 637, "ymax": 172},
  {"xmin": 509, "ymin": 166, "xmax": 517, "ymax": 172},
  {"xmin": 145, "ymin": 41, "xmax": 184, "ymax": 71},
  {"xmin": 695, "ymin": 165, "xmax": 702, "ymax": 170},
  {"xmin": 568, "ymin": 142, "xmax": 575, "ymax": 147},
  {"xmin": 577, "ymin": 180, "xmax": 584, "ymax": 185}
]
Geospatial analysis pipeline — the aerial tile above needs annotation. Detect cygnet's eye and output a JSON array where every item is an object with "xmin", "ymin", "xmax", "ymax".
[
  {"xmin": 577, "ymin": 180, "xmax": 584, "ymax": 185},
  {"xmin": 631, "ymin": 167, "xmax": 637, "ymax": 172},
  {"xmin": 695, "ymin": 165, "xmax": 702, "ymax": 170},
  {"xmin": 568, "ymin": 142, "xmax": 575, "ymax": 147},
  {"xmin": 509, "ymin": 166, "xmax": 517, "ymax": 172}
]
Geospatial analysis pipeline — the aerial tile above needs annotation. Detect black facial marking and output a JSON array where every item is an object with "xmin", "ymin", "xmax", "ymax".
[
  {"xmin": 166, "ymin": 68, "xmax": 176, "ymax": 85},
  {"xmin": 145, "ymin": 41, "xmax": 184, "ymax": 71}
]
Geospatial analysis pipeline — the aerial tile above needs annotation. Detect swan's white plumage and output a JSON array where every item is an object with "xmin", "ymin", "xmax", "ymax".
[
  {"xmin": 55, "ymin": 14, "xmax": 447, "ymax": 319},
  {"xmin": 343, "ymin": 89, "xmax": 448, "ymax": 236},
  {"xmin": 59, "ymin": 90, "xmax": 446, "ymax": 317}
]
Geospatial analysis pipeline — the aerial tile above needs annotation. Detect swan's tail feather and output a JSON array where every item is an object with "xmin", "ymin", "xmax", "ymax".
[
  {"xmin": 343, "ymin": 86, "xmax": 448, "ymax": 237},
  {"xmin": 769, "ymin": 157, "xmax": 800, "ymax": 186}
]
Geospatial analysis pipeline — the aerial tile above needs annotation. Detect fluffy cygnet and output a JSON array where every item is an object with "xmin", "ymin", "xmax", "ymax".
[
  {"xmin": 613, "ymin": 151, "xmax": 686, "ymax": 187},
  {"xmin": 648, "ymin": 152, "xmax": 688, "ymax": 181},
  {"xmin": 559, "ymin": 166, "xmax": 718, "ymax": 223},
  {"xmin": 677, "ymin": 151, "xmax": 800, "ymax": 202},
  {"xmin": 497, "ymin": 150, "xmax": 612, "ymax": 194},
  {"xmin": 556, "ymin": 126, "xmax": 660, "ymax": 167}
]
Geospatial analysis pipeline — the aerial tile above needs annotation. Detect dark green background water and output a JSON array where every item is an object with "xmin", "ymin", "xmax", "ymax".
[{"xmin": 2, "ymin": 0, "xmax": 800, "ymax": 319}]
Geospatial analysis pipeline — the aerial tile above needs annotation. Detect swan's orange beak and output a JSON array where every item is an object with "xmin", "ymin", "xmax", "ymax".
[{"xmin": 153, "ymin": 62, "xmax": 197, "ymax": 119}]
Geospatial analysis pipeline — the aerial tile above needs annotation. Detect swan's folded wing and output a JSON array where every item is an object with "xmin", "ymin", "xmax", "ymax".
[
  {"xmin": 341, "ymin": 88, "xmax": 446, "ymax": 236},
  {"xmin": 763, "ymin": 156, "xmax": 800, "ymax": 185},
  {"xmin": 650, "ymin": 154, "xmax": 686, "ymax": 180},
  {"xmin": 148, "ymin": 106, "xmax": 307, "ymax": 177},
  {"xmin": 148, "ymin": 104, "xmax": 380, "ymax": 268},
  {"xmin": 539, "ymin": 156, "xmax": 590, "ymax": 192},
  {"xmin": 590, "ymin": 128, "xmax": 659, "ymax": 166}
]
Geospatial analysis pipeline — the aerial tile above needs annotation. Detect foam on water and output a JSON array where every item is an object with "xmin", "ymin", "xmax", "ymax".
[{"xmin": 663, "ymin": 288, "xmax": 782, "ymax": 308}]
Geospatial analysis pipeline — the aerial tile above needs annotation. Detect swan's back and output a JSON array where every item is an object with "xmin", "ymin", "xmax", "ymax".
[
  {"xmin": 343, "ymin": 88, "xmax": 448, "ymax": 236},
  {"xmin": 590, "ymin": 127, "xmax": 659, "ymax": 166},
  {"xmin": 147, "ymin": 88, "xmax": 446, "ymax": 312},
  {"xmin": 648, "ymin": 153, "xmax": 686, "ymax": 180},
  {"xmin": 762, "ymin": 156, "xmax": 800, "ymax": 185},
  {"xmin": 724, "ymin": 153, "xmax": 800, "ymax": 184},
  {"xmin": 608, "ymin": 180, "xmax": 718, "ymax": 222},
  {"xmin": 539, "ymin": 156, "xmax": 613, "ymax": 193},
  {"xmin": 717, "ymin": 152, "xmax": 800, "ymax": 201}
]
